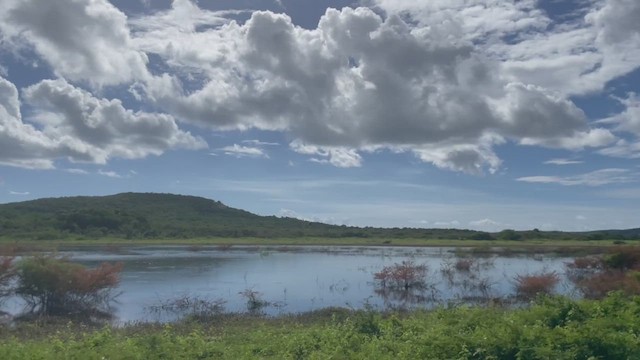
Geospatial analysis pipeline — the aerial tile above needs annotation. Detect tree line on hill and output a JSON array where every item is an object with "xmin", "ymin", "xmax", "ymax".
[{"xmin": 0, "ymin": 193, "xmax": 638, "ymax": 241}]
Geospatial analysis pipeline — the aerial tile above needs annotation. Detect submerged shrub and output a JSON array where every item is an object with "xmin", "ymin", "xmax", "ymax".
[
  {"xmin": 374, "ymin": 261, "xmax": 428, "ymax": 290},
  {"xmin": 239, "ymin": 289, "xmax": 269, "ymax": 313},
  {"xmin": 454, "ymin": 258, "xmax": 475, "ymax": 272},
  {"xmin": 15, "ymin": 255, "xmax": 123, "ymax": 316},
  {"xmin": 566, "ymin": 249, "xmax": 640, "ymax": 299},
  {"xmin": 575, "ymin": 271, "xmax": 640, "ymax": 299},
  {"xmin": 514, "ymin": 271, "xmax": 560, "ymax": 300}
]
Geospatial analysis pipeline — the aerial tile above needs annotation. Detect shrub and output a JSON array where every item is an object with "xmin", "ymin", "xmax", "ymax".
[
  {"xmin": 565, "ymin": 256, "xmax": 603, "ymax": 283},
  {"xmin": 15, "ymin": 256, "xmax": 123, "ymax": 316},
  {"xmin": 239, "ymin": 289, "xmax": 269, "ymax": 313},
  {"xmin": 374, "ymin": 261, "xmax": 427, "ymax": 290},
  {"xmin": 575, "ymin": 271, "xmax": 640, "ymax": 299},
  {"xmin": 566, "ymin": 250, "xmax": 640, "ymax": 299},
  {"xmin": 454, "ymin": 258, "xmax": 475, "ymax": 272},
  {"xmin": 514, "ymin": 272, "xmax": 559, "ymax": 300},
  {"xmin": 603, "ymin": 247, "xmax": 640, "ymax": 270}
]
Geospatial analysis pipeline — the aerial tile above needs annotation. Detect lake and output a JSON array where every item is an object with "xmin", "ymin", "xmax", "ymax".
[{"xmin": 3, "ymin": 245, "xmax": 578, "ymax": 323}]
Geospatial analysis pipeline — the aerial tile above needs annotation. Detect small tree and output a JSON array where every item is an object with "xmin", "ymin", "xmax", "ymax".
[{"xmin": 16, "ymin": 256, "xmax": 123, "ymax": 316}]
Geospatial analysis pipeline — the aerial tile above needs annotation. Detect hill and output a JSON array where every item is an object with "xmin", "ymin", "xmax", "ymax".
[
  {"xmin": 0, "ymin": 192, "xmax": 476, "ymax": 240},
  {"xmin": 0, "ymin": 192, "xmax": 638, "ymax": 241}
]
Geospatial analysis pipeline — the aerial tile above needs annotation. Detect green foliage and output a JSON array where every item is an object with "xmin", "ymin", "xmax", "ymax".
[
  {"xmin": 15, "ymin": 256, "xmax": 123, "ymax": 315},
  {"xmin": 0, "ymin": 193, "xmax": 494, "ymax": 240},
  {"xmin": 469, "ymin": 232, "xmax": 494, "ymax": 240},
  {"xmin": 2, "ymin": 294, "xmax": 640, "ymax": 359},
  {"xmin": 5, "ymin": 192, "xmax": 635, "ymax": 241},
  {"xmin": 498, "ymin": 229, "xmax": 522, "ymax": 241}
]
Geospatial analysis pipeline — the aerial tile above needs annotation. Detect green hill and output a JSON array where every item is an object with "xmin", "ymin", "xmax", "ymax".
[
  {"xmin": 0, "ymin": 192, "xmax": 472, "ymax": 240},
  {"xmin": 0, "ymin": 192, "xmax": 638, "ymax": 241}
]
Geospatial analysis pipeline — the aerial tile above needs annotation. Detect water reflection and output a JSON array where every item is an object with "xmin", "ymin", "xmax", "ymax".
[{"xmin": 2, "ymin": 246, "xmax": 577, "ymax": 323}]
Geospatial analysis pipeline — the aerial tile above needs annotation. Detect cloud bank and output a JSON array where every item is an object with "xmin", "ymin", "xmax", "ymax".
[{"xmin": 1, "ymin": 0, "xmax": 639, "ymax": 174}]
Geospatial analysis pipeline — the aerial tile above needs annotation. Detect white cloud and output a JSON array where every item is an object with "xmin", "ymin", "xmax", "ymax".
[
  {"xmin": 98, "ymin": 169, "xmax": 124, "ymax": 178},
  {"xmin": 130, "ymin": 5, "xmax": 609, "ymax": 173},
  {"xmin": 0, "ymin": 0, "xmax": 149, "ymax": 86},
  {"xmin": 291, "ymin": 141, "xmax": 362, "ymax": 168},
  {"xmin": 242, "ymin": 139, "xmax": 280, "ymax": 146},
  {"xmin": 0, "ymin": 76, "xmax": 206, "ymax": 169},
  {"xmin": 369, "ymin": 0, "xmax": 640, "ymax": 96},
  {"xmin": 278, "ymin": 208, "xmax": 306, "ymax": 220},
  {"xmin": 0, "ymin": 0, "xmax": 634, "ymax": 174},
  {"xmin": 520, "ymin": 128, "xmax": 616, "ymax": 150},
  {"xmin": 0, "ymin": 76, "xmax": 61, "ymax": 169},
  {"xmin": 9, "ymin": 191, "xmax": 29, "ymax": 195},
  {"xmin": 544, "ymin": 158, "xmax": 584, "ymax": 165},
  {"xmin": 597, "ymin": 93, "xmax": 640, "ymax": 158},
  {"xmin": 220, "ymin": 144, "xmax": 269, "ymax": 158},
  {"xmin": 517, "ymin": 168, "xmax": 634, "ymax": 186}
]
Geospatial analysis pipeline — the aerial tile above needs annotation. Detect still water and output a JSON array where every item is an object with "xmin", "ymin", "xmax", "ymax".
[{"xmin": 5, "ymin": 246, "xmax": 577, "ymax": 322}]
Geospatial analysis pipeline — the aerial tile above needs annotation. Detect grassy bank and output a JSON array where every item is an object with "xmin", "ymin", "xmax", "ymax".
[{"xmin": 1, "ymin": 294, "xmax": 639, "ymax": 359}]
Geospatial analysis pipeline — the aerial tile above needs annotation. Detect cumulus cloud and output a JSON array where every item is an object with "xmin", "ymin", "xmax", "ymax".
[
  {"xmin": 0, "ymin": 76, "xmax": 61, "ymax": 169},
  {"xmin": 130, "ymin": 5, "xmax": 610, "ymax": 173},
  {"xmin": 517, "ymin": 168, "xmax": 634, "ymax": 186},
  {"xmin": 0, "ymin": 0, "xmax": 149, "ymax": 86},
  {"xmin": 0, "ymin": 76, "xmax": 206, "ymax": 169},
  {"xmin": 1, "ymin": 0, "xmax": 633, "ymax": 173},
  {"xmin": 24, "ymin": 79, "xmax": 207, "ymax": 162},
  {"xmin": 369, "ymin": 0, "xmax": 640, "ymax": 96}
]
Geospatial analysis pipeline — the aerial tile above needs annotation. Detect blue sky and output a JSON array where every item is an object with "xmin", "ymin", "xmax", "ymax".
[{"xmin": 1, "ymin": 0, "xmax": 639, "ymax": 231}]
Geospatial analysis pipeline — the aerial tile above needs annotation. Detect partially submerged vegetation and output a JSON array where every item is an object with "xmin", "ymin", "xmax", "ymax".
[
  {"xmin": 1, "ymin": 245, "xmax": 640, "ymax": 358},
  {"xmin": 0, "ymin": 254, "xmax": 122, "ymax": 319}
]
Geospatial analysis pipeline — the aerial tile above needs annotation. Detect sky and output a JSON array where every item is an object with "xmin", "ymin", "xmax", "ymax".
[{"xmin": 0, "ymin": 0, "xmax": 639, "ymax": 232}]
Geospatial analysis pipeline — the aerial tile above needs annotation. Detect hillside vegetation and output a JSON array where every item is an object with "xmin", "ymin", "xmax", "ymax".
[{"xmin": 0, "ymin": 192, "xmax": 638, "ymax": 241}]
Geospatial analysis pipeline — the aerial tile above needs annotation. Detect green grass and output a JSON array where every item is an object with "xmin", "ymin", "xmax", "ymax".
[{"xmin": 2, "ymin": 294, "xmax": 640, "ymax": 359}]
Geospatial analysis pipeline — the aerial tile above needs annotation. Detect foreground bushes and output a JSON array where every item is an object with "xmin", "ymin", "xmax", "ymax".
[{"xmin": 1, "ymin": 293, "xmax": 640, "ymax": 359}]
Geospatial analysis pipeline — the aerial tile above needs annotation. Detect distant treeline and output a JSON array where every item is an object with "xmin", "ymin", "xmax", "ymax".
[{"xmin": 0, "ymin": 193, "xmax": 639, "ymax": 241}]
